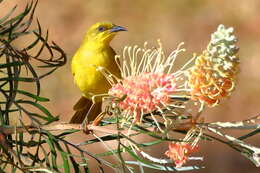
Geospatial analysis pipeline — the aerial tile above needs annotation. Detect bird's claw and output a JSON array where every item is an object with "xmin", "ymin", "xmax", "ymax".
[{"xmin": 80, "ymin": 122, "xmax": 92, "ymax": 134}]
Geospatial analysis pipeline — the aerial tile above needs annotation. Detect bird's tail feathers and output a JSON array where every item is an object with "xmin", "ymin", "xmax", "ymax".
[
  {"xmin": 70, "ymin": 96, "xmax": 102, "ymax": 123},
  {"xmin": 73, "ymin": 96, "xmax": 92, "ymax": 111}
]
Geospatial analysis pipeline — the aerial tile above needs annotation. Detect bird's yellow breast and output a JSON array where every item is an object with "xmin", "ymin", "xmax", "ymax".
[{"xmin": 71, "ymin": 44, "xmax": 120, "ymax": 100}]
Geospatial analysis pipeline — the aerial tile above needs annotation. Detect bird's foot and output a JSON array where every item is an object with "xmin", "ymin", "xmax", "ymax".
[{"xmin": 80, "ymin": 121, "xmax": 92, "ymax": 134}]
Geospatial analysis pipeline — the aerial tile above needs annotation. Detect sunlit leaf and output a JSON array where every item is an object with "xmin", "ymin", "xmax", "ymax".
[
  {"xmin": 45, "ymin": 133, "xmax": 58, "ymax": 171},
  {"xmin": 16, "ymin": 89, "xmax": 49, "ymax": 102}
]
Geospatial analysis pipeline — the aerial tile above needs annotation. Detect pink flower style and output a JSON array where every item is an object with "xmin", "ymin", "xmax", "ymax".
[
  {"xmin": 109, "ymin": 72, "xmax": 176, "ymax": 122},
  {"xmin": 165, "ymin": 142, "xmax": 199, "ymax": 168}
]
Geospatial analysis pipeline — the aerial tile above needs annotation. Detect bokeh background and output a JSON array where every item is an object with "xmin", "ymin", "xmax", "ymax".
[{"xmin": 1, "ymin": 0, "xmax": 260, "ymax": 172}]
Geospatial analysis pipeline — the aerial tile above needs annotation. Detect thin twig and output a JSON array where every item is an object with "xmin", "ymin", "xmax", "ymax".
[{"xmin": 0, "ymin": 123, "xmax": 154, "ymax": 136}]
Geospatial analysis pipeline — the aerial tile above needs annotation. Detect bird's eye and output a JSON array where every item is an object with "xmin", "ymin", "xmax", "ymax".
[{"xmin": 98, "ymin": 26, "xmax": 106, "ymax": 32}]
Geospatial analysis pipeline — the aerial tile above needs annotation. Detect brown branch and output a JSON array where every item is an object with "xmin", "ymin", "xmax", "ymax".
[
  {"xmin": 1, "ymin": 114, "xmax": 259, "ymax": 136},
  {"xmin": 0, "ymin": 124, "xmax": 78, "ymax": 135},
  {"xmin": 0, "ymin": 123, "xmax": 152, "ymax": 135}
]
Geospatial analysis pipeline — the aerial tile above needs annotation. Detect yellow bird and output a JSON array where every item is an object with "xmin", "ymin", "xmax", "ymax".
[{"xmin": 70, "ymin": 22, "xmax": 126, "ymax": 123}]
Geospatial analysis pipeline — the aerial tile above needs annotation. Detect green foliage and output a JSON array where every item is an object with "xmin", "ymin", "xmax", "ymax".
[
  {"xmin": 0, "ymin": 1, "xmax": 66, "ymax": 126},
  {"xmin": 0, "ymin": 1, "xmax": 70, "ymax": 172}
]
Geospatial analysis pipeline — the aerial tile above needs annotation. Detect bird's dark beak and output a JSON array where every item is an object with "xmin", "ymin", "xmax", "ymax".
[{"xmin": 110, "ymin": 25, "xmax": 127, "ymax": 33}]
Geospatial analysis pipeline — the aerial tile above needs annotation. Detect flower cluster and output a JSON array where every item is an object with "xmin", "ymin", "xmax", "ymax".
[
  {"xmin": 109, "ymin": 72, "xmax": 176, "ymax": 122},
  {"xmin": 165, "ymin": 142, "xmax": 199, "ymax": 168},
  {"xmin": 187, "ymin": 25, "xmax": 239, "ymax": 106},
  {"xmin": 108, "ymin": 41, "xmax": 186, "ymax": 124},
  {"xmin": 104, "ymin": 25, "xmax": 242, "ymax": 168}
]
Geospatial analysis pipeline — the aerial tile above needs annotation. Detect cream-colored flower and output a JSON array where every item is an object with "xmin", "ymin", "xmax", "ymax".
[{"xmin": 187, "ymin": 25, "xmax": 239, "ymax": 106}]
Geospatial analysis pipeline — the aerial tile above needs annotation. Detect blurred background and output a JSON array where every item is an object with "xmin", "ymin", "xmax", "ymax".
[{"xmin": 1, "ymin": 0, "xmax": 260, "ymax": 172}]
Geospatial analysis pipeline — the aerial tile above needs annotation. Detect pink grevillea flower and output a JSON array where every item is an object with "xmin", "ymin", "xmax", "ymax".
[
  {"xmin": 103, "ymin": 41, "xmax": 188, "ymax": 126},
  {"xmin": 165, "ymin": 142, "xmax": 199, "ymax": 168},
  {"xmin": 109, "ymin": 72, "xmax": 176, "ymax": 122}
]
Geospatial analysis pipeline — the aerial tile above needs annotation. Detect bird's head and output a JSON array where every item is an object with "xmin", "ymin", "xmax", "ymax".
[{"xmin": 85, "ymin": 22, "xmax": 126, "ymax": 44}]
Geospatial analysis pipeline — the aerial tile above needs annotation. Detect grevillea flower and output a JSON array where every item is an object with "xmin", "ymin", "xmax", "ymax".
[
  {"xmin": 165, "ymin": 142, "xmax": 199, "ymax": 168},
  {"xmin": 187, "ymin": 25, "xmax": 239, "ymax": 106},
  {"xmin": 109, "ymin": 72, "xmax": 176, "ymax": 122},
  {"xmin": 106, "ymin": 41, "xmax": 189, "ymax": 124}
]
